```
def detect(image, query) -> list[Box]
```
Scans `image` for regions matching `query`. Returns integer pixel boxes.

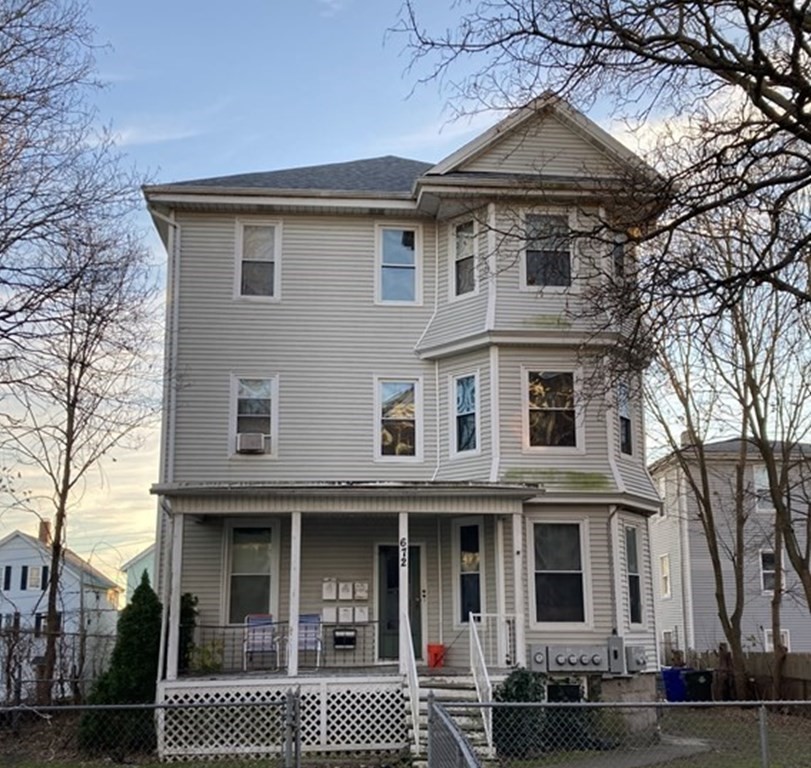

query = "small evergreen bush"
[493,667,546,757]
[79,572,162,757]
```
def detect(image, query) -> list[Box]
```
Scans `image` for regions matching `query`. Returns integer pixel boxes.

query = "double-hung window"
[453,221,476,297]
[625,527,642,625]
[378,226,420,304]
[533,522,586,623]
[452,373,478,455]
[764,629,790,652]
[760,551,776,592]
[27,566,41,590]
[228,526,274,624]
[753,466,773,513]
[454,519,483,623]
[237,221,280,299]
[618,382,632,455]
[234,376,276,455]
[526,371,577,448]
[524,213,571,288]
[377,378,421,460]
[659,554,671,598]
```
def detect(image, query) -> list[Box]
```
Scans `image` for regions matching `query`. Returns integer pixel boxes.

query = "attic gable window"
[377,225,421,304]
[524,213,571,288]
[236,221,280,299]
[453,221,476,297]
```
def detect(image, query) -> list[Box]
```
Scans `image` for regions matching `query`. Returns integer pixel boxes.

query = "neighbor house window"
[660,554,671,598]
[760,551,776,592]
[229,527,273,624]
[27,566,41,590]
[237,222,279,298]
[452,373,478,455]
[618,382,632,455]
[378,226,420,303]
[453,221,476,297]
[764,628,790,652]
[533,522,586,623]
[625,527,642,625]
[613,236,627,282]
[524,213,571,287]
[454,519,483,623]
[377,378,421,460]
[753,466,773,512]
[234,377,275,454]
[526,371,577,448]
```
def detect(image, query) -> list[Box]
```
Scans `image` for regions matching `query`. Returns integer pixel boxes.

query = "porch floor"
[176,664,483,682]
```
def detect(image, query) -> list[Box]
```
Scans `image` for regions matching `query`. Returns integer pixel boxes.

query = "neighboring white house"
[649,439,811,659]
[143,93,663,758]
[0,522,120,702]
[121,543,156,603]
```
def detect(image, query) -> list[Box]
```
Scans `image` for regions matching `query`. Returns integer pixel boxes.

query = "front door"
[377,545,422,660]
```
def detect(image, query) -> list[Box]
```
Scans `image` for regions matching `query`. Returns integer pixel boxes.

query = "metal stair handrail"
[468,616,493,749]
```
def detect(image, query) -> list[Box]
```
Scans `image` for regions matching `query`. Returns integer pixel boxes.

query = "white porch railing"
[469,617,493,749]
[400,610,421,754]
[470,612,517,668]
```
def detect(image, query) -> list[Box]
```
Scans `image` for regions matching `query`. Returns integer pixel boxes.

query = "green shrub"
[493,667,547,758]
[79,572,162,757]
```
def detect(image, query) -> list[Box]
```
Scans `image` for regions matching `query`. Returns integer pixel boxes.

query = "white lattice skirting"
[158,677,408,759]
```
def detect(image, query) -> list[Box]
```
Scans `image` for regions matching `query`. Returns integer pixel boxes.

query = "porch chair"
[298,613,323,669]
[243,613,281,671]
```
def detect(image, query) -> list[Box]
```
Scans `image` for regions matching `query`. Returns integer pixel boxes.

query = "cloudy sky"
[1,0,635,579]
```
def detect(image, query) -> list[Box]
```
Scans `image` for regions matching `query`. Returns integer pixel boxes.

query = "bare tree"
[398,1,811,309]
[0,0,143,366]
[0,221,159,703]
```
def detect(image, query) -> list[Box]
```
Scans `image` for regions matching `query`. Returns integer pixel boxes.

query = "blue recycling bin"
[662,667,688,702]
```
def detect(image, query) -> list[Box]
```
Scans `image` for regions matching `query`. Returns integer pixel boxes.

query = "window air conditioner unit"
[236,433,266,454]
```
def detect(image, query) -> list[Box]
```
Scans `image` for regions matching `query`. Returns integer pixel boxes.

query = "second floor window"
[453,221,476,297]
[235,377,275,455]
[379,227,419,303]
[238,222,278,298]
[527,371,576,448]
[760,551,776,592]
[525,214,571,287]
[753,466,773,512]
[660,554,671,598]
[378,379,419,459]
[618,382,632,455]
[453,374,477,454]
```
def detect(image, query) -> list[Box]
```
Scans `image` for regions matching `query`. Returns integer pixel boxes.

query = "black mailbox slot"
[333,628,356,650]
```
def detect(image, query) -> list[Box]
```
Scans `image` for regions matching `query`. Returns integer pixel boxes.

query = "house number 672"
[399,537,408,567]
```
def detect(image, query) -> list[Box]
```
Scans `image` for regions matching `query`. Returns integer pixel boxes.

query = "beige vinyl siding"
[615,393,658,501]
[461,114,619,177]
[496,347,615,492]
[418,215,489,352]
[172,213,439,484]
[522,504,615,644]
[434,349,492,481]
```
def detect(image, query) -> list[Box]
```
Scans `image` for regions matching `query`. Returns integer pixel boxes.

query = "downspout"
[148,207,181,688]
[678,469,695,649]
[608,505,624,637]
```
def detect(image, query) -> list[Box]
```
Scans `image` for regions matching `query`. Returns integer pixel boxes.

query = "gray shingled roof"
[169,156,434,194]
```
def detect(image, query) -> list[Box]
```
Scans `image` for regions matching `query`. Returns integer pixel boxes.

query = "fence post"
[758,704,769,768]
[426,691,434,768]
[284,688,295,768]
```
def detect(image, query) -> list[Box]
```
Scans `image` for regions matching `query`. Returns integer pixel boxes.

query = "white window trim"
[521,366,585,455]
[759,548,778,594]
[229,373,279,459]
[753,466,774,514]
[233,218,282,302]
[373,375,424,462]
[28,566,41,590]
[221,518,281,627]
[448,219,479,302]
[624,525,645,628]
[763,628,790,652]
[659,553,672,599]
[374,223,423,306]
[451,516,486,628]
[449,371,481,459]
[518,208,579,293]
[527,517,593,632]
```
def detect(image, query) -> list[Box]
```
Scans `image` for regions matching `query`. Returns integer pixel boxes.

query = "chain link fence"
[1,694,300,767]
[429,700,811,768]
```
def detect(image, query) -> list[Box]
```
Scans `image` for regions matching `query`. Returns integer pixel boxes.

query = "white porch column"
[398,511,409,675]
[512,512,526,667]
[166,512,184,681]
[495,516,507,665]
[287,511,302,676]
